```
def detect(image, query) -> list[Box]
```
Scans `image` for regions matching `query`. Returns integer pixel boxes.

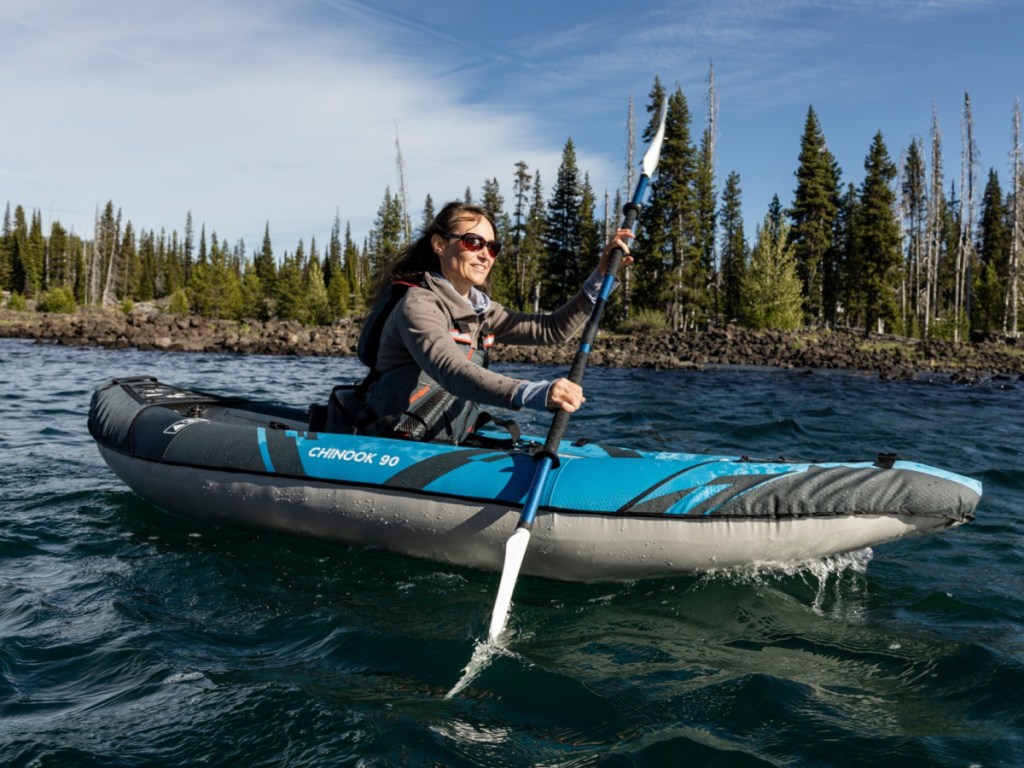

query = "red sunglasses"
[442,230,502,258]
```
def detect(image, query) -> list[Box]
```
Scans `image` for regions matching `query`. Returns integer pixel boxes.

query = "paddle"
[487,97,668,641]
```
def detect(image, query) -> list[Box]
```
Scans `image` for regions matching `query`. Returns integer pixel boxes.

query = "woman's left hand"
[597,228,635,276]
[547,378,585,413]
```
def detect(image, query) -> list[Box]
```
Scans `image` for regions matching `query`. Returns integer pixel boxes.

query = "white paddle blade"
[642,96,668,179]
[488,527,531,641]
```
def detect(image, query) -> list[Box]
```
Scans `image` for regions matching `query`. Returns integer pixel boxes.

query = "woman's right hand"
[547,377,585,413]
[597,228,635,275]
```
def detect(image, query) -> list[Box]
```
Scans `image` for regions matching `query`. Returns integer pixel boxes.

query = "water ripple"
[1,340,1022,767]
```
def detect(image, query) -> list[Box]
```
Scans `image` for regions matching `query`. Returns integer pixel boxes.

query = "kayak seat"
[310,384,364,434]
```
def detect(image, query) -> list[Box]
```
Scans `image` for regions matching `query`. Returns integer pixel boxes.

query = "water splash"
[445,636,523,699]
[446,640,494,699]
[698,549,873,612]
[701,548,873,584]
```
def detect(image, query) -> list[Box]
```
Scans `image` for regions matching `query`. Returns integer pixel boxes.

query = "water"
[1,338,1022,767]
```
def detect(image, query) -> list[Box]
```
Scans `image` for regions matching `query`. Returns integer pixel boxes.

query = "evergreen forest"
[3,75,1022,343]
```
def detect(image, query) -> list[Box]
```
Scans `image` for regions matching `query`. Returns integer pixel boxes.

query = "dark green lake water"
[2,338,1021,767]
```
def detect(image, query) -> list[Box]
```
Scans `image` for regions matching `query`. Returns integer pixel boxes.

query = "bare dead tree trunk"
[603,189,611,241]
[706,59,721,317]
[706,60,718,159]
[955,91,978,343]
[624,96,636,200]
[1008,97,1022,336]
[87,205,102,305]
[916,141,927,335]
[394,121,412,244]
[622,98,636,319]
[100,208,122,308]
[897,146,908,331]
[925,104,944,339]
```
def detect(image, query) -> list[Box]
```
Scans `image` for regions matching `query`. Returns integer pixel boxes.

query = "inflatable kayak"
[88,377,981,581]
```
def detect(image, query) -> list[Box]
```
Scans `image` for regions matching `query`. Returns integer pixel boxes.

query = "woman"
[354,200,632,444]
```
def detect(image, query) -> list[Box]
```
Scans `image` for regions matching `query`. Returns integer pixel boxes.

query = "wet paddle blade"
[642,97,668,179]
[488,527,531,641]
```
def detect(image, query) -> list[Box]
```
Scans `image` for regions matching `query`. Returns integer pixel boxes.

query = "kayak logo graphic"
[163,417,209,434]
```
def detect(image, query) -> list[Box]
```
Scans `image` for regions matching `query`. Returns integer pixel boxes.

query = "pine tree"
[933,181,963,337]
[137,229,157,301]
[741,214,802,330]
[365,187,406,284]
[636,80,699,328]
[8,207,43,299]
[275,243,306,322]
[159,227,184,299]
[220,234,245,320]
[324,214,349,321]
[520,171,547,312]
[197,223,208,268]
[789,107,841,325]
[119,221,139,301]
[767,195,784,239]
[544,138,583,307]
[25,210,46,297]
[343,222,366,312]
[420,194,436,232]
[189,231,244,319]
[579,173,602,275]
[604,188,633,325]
[510,161,532,308]
[854,131,902,335]
[254,223,276,318]
[974,168,1010,332]
[239,258,263,319]
[694,125,717,320]
[0,204,11,292]
[901,138,928,336]
[73,240,87,305]
[303,238,330,325]
[96,202,121,307]
[719,170,747,322]
[833,183,859,328]
[45,220,68,289]
[480,177,512,305]
[632,77,668,315]
[183,212,195,286]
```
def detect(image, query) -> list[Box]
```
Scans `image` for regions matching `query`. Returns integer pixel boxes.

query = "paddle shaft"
[485,98,664,643]
[517,198,644,531]
[545,202,641,450]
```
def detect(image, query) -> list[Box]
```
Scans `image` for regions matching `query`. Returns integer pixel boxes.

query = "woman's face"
[432,216,496,297]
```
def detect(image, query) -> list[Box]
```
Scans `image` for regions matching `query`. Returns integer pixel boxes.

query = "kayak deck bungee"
[88,377,981,581]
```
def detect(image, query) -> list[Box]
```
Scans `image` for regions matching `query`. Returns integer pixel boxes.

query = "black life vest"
[356,279,423,374]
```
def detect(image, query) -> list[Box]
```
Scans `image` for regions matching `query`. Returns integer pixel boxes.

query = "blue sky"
[1,0,1020,256]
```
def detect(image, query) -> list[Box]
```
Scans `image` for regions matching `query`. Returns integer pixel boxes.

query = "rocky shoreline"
[3,306,1024,383]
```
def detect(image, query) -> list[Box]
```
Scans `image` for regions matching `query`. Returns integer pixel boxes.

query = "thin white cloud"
[0,0,578,250]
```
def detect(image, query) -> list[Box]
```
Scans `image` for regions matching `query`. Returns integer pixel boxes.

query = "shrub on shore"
[6,292,28,311]
[37,287,77,314]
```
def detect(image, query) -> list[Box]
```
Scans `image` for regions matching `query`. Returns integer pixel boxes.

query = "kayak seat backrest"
[310,384,363,434]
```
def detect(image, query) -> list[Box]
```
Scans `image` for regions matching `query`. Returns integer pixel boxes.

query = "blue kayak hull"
[89,378,981,581]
